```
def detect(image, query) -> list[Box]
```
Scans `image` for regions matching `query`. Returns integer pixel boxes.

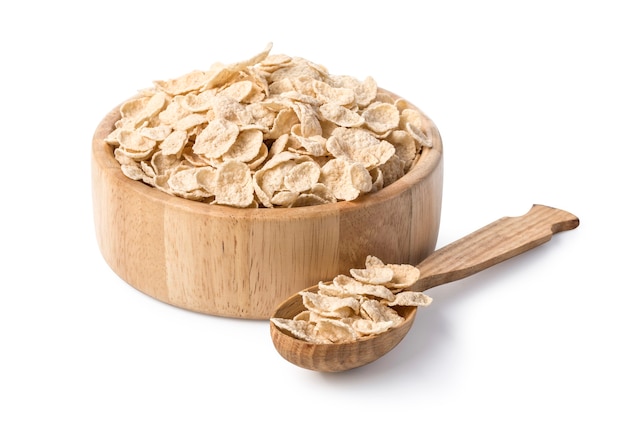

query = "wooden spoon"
[270,204,579,372]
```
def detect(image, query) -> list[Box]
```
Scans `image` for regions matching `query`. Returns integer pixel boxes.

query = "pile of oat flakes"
[271,255,432,344]
[105,44,432,208]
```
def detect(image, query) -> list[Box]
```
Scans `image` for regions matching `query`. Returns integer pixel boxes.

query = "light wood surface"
[270,205,580,372]
[91,98,444,319]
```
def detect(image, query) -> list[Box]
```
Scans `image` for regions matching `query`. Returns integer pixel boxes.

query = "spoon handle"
[413,204,579,291]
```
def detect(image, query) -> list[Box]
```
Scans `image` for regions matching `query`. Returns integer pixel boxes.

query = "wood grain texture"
[413,204,580,291]
[270,205,579,372]
[92,99,443,319]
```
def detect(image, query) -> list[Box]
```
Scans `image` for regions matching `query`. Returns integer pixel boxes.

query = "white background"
[1,1,624,437]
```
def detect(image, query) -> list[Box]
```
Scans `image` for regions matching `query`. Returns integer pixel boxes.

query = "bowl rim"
[92,97,443,221]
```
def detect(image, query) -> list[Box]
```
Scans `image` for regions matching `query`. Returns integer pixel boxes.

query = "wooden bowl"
[91,98,443,319]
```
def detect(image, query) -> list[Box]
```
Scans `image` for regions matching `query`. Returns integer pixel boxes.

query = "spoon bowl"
[270,204,580,372]
[271,287,417,372]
